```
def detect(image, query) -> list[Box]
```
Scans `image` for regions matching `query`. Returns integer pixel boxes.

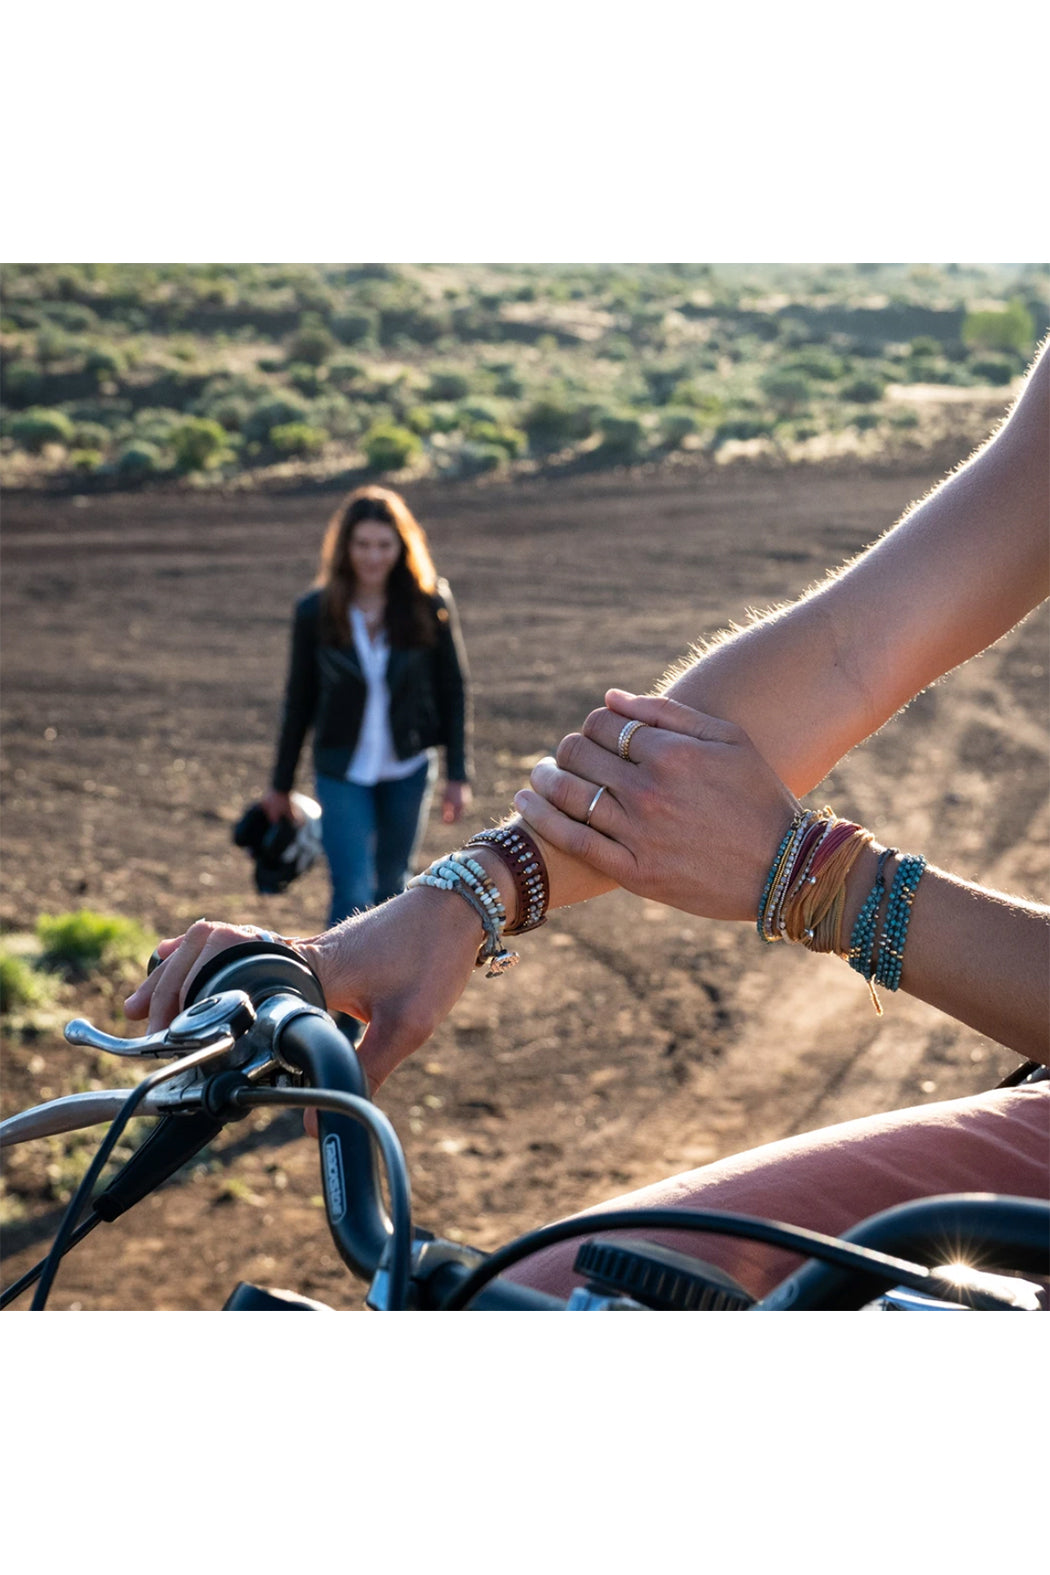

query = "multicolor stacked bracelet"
[408,856,520,977]
[875,853,927,993]
[464,824,550,934]
[759,806,928,1011]
[757,806,872,953]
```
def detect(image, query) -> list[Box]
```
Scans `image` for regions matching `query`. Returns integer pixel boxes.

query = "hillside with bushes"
[1,262,1046,491]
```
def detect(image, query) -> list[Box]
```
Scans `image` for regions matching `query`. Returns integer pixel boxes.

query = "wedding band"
[584,785,607,825]
[256,930,275,943]
[618,719,647,761]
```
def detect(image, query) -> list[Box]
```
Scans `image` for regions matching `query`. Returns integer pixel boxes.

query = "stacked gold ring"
[617,719,647,761]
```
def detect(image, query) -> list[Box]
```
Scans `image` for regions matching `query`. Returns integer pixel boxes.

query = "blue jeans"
[315,759,434,926]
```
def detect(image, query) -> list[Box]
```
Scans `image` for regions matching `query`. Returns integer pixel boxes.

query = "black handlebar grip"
[761,1193,1050,1310]
[276,1010,391,1282]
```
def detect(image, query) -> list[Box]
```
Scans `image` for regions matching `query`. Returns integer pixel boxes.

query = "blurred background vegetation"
[1,262,1047,490]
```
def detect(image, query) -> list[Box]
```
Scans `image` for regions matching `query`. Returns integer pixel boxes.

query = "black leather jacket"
[271,579,472,791]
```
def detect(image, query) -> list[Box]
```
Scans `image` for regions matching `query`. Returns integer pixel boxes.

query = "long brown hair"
[316,486,440,648]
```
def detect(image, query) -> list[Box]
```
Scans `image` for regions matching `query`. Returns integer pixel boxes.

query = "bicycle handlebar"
[3,937,1046,1312]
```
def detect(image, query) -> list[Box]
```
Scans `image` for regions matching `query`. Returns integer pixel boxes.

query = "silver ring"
[256,930,276,943]
[618,719,647,761]
[584,785,607,826]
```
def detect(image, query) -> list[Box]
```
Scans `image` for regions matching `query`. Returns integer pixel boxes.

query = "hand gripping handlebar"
[182,941,392,1283]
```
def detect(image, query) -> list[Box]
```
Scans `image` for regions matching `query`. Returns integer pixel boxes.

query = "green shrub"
[85,345,126,381]
[132,408,182,445]
[362,421,422,471]
[269,421,328,456]
[643,363,690,404]
[456,396,509,426]
[170,416,230,471]
[426,367,472,402]
[116,440,165,479]
[780,348,844,381]
[6,406,75,451]
[286,322,336,366]
[521,394,593,447]
[422,401,461,434]
[889,407,920,428]
[659,407,701,446]
[493,369,526,398]
[70,448,104,473]
[669,381,725,418]
[286,362,327,396]
[962,299,1034,355]
[455,441,505,474]
[852,410,880,431]
[468,420,527,457]
[72,419,111,449]
[332,309,378,346]
[2,361,44,405]
[597,410,646,458]
[840,375,885,404]
[36,326,75,366]
[0,950,51,1012]
[713,416,774,445]
[759,369,813,415]
[309,393,358,439]
[904,354,950,384]
[36,910,155,977]
[405,405,434,434]
[201,394,252,432]
[968,353,1016,386]
[245,393,311,442]
[328,355,368,390]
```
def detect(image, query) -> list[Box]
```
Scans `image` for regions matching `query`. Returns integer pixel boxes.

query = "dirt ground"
[2,440,1047,1310]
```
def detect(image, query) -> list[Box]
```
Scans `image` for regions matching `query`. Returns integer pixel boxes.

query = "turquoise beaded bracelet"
[874,853,926,992]
[846,847,897,1013]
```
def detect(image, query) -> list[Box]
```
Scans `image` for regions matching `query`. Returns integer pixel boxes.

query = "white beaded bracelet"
[408,856,519,977]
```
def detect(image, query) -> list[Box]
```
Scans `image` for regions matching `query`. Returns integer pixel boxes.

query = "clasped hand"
[514,688,801,922]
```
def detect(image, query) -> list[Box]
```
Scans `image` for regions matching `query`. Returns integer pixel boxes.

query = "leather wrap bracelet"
[464,825,551,934]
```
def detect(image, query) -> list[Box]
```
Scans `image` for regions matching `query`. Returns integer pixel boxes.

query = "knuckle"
[581,708,608,738]
[555,732,585,771]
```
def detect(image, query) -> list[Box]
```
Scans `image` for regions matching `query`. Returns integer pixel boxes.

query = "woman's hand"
[261,789,296,823]
[441,779,472,825]
[513,689,801,922]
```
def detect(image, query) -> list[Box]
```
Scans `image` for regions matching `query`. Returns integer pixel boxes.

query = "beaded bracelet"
[756,809,807,942]
[874,853,926,992]
[408,856,520,977]
[464,824,550,934]
[846,846,898,1013]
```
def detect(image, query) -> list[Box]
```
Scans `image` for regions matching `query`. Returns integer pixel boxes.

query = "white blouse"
[345,607,430,785]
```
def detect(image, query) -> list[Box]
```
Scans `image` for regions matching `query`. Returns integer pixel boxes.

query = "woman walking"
[262,485,472,927]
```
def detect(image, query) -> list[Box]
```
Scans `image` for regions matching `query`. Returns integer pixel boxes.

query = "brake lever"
[65,990,257,1059]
